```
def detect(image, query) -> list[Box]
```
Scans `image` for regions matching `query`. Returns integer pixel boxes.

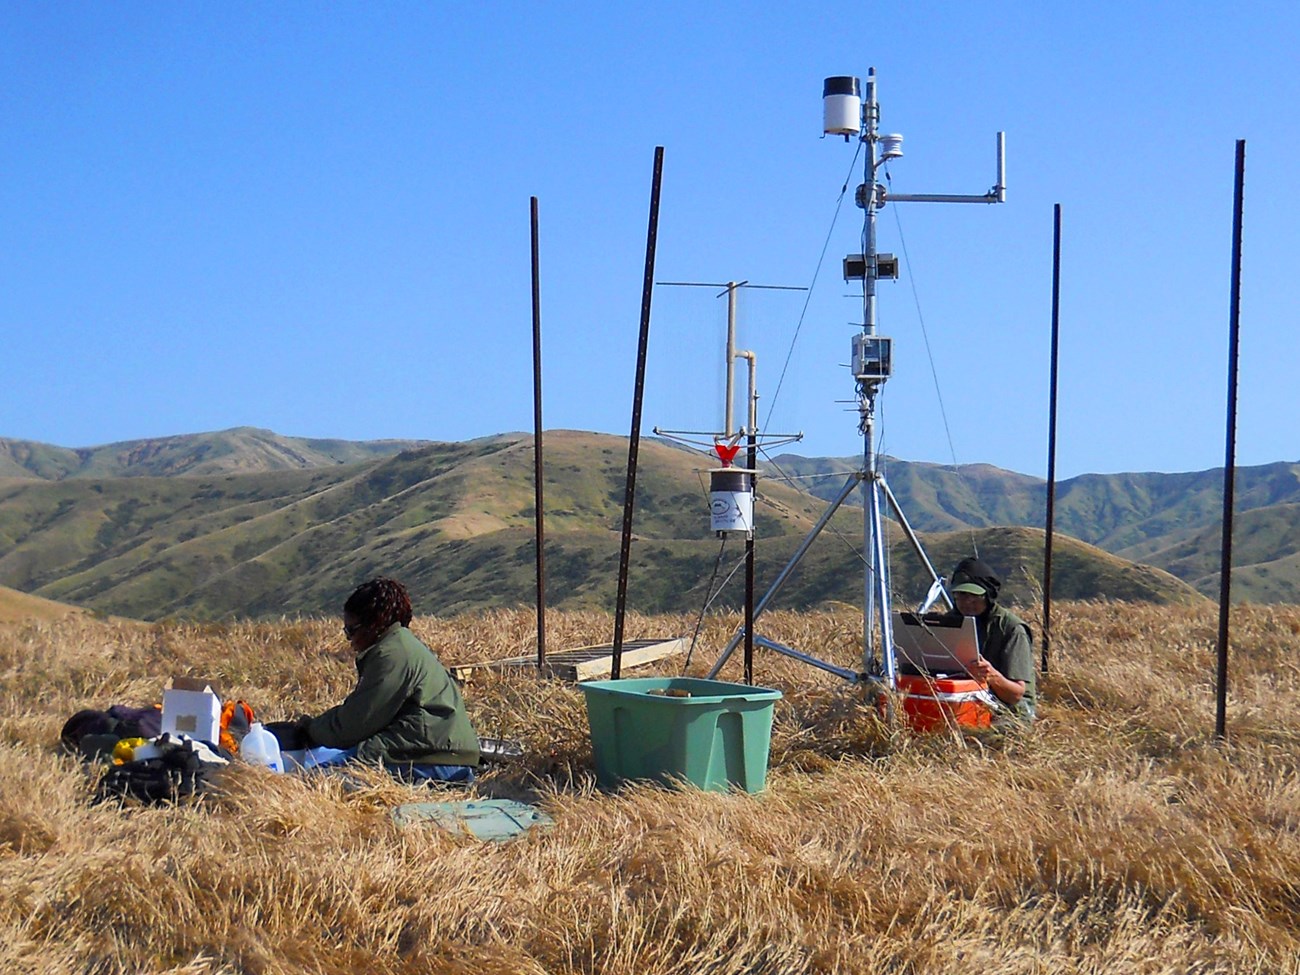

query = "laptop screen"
[891,611,981,675]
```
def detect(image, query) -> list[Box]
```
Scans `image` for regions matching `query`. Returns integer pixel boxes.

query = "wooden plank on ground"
[451,637,685,683]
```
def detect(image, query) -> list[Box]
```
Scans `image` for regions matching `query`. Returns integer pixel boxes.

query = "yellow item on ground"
[112,737,148,764]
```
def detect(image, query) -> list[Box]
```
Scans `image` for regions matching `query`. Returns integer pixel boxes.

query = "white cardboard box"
[160,676,222,744]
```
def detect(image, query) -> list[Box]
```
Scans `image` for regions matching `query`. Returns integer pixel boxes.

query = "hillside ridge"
[0,428,1292,614]
[0,430,1204,620]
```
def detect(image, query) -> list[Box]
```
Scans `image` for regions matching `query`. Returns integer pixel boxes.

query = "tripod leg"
[867,475,896,683]
[706,471,864,679]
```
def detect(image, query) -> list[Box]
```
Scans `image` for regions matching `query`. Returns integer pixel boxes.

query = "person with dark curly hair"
[297,577,479,782]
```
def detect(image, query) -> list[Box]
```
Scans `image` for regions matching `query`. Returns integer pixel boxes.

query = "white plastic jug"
[240,722,283,772]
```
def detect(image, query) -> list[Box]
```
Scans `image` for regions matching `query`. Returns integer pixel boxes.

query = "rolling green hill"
[0,430,1200,620]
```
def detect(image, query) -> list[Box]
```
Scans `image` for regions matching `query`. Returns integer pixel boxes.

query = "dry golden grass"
[0,584,88,624]
[1,601,1299,973]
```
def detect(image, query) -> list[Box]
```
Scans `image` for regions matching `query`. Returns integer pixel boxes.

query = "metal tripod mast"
[848,68,1006,675]
[858,69,890,677]
[707,69,1005,685]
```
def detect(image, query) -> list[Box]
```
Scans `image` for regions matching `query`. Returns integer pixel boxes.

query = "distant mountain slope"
[0,430,1200,620]
[0,433,837,619]
[0,427,436,479]
[766,455,1048,531]
[1117,502,1300,604]
[889,526,1204,608]
[769,453,1300,600]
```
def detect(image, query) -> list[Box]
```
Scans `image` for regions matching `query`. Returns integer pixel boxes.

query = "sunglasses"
[343,621,362,638]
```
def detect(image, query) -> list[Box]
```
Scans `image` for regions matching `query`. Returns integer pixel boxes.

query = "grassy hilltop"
[0,583,88,623]
[1,602,1299,972]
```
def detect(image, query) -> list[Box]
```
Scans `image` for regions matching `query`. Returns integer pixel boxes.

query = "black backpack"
[94,746,217,806]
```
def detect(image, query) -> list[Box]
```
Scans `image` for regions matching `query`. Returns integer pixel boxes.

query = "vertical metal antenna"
[852,69,1006,681]
[861,69,886,677]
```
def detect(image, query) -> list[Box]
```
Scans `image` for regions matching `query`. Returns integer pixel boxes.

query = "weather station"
[703,69,1008,708]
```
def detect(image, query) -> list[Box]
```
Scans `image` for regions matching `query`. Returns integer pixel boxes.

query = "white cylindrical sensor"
[822,76,861,136]
[709,469,754,534]
[879,133,904,159]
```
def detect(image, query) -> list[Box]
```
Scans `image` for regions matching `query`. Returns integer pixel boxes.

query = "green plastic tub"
[579,677,782,793]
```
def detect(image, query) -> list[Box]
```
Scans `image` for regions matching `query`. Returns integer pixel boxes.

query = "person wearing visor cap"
[947,557,1036,723]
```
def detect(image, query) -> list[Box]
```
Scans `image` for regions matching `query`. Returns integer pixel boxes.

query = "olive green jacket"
[307,623,479,766]
[977,603,1037,721]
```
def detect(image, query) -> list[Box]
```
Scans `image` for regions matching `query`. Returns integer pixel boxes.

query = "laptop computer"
[891,611,981,675]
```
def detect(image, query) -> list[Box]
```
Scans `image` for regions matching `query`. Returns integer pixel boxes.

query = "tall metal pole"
[725,282,738,438]
[861,71,878,667]
[858,69,894,681]
[742,351,758,685]
[1215,140,1245,742]
[1043,203,1062,675]
[530,197,547,667]
[703,70,1004,685]
[612,146,665,679]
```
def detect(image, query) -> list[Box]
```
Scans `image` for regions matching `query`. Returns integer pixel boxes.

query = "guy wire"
[682,536,747,671]
[763,140,863,432]
[885,164,981,558]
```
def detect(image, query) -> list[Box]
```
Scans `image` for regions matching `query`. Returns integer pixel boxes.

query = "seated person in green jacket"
[947,557,1037,724]
[297,577,480,782]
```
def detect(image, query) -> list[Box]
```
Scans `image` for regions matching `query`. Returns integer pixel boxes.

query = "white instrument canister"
[822,76,861,136]
[709,469,754,535]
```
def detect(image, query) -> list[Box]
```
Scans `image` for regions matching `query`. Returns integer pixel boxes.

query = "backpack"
[61,704,165,759]
[93,738,224,806]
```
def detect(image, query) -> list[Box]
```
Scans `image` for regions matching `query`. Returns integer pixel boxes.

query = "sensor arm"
[882,132,1006,204]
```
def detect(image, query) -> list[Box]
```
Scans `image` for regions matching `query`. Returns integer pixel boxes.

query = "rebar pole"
[744,351,758,685]
[612,146,665,680]
[1043,203,1061,675]
[1215,140,1245,742]
[744,432,756,686]
[530,197,547,668]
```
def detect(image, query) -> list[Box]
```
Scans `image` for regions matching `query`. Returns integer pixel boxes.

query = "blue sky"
[3,2,1295,478]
